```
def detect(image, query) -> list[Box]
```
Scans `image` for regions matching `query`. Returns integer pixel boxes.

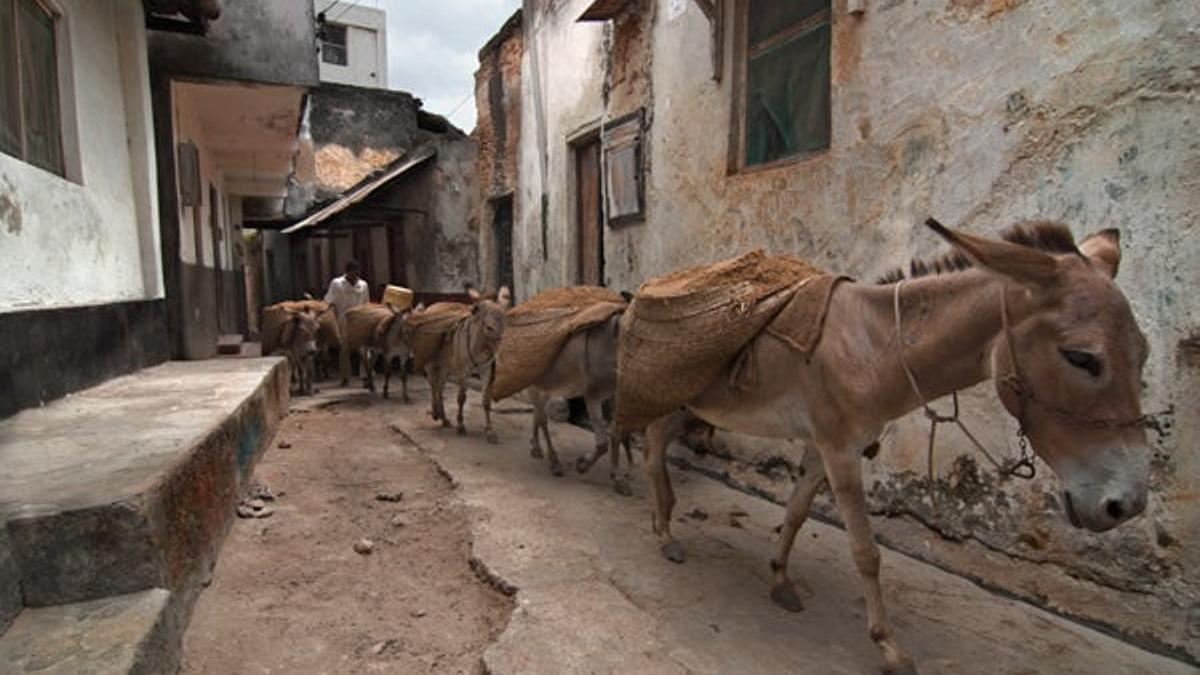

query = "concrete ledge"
[0,358,288,607]
[0,589,178,675]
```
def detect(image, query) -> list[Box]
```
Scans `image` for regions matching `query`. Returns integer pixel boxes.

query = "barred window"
[321,23,348,66]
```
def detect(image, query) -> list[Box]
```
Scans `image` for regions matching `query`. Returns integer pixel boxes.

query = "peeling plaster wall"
[0,0,161,312]
[509,0,1200,655]
[473,10,524,291]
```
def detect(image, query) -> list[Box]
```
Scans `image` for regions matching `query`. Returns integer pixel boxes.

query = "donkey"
[262,306,326,395]
[426,286,511,440]
[523,314,635,495]
[630,221,1150,674]
[345,303,418,402]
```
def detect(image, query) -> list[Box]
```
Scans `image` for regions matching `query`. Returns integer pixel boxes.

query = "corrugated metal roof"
[577,0,633,22]
[281,147,436,234]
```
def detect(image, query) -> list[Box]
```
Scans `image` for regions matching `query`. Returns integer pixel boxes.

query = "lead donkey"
[412,286,511,439]
[261,304,328,395]
[619,220,1151,674]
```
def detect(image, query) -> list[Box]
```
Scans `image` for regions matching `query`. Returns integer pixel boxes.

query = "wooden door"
[575,139,603,286]
[209,185,227,333]
[387,222,408,288]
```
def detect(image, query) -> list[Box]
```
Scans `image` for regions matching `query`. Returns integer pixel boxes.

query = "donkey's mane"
[876,220,1080,284]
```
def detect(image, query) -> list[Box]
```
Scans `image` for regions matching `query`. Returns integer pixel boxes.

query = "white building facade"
[315,1,388,89]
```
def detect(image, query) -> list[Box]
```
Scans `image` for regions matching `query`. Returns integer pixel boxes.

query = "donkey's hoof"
[441,419,452,429]
[613,478,633,497]
[661,541,687,564]
[486,431,499,444]
[456,426,467,436]
[574,456,593,474]
[402,396,411,404]
[770,584,806,613]
[883,663,919,675]
[550,462,565,477]
[530,445,544,459]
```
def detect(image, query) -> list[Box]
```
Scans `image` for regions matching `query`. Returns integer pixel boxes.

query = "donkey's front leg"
[382,353,392,399]
[455,375,468,435]
[482,365,498,444]
[400,356,411,403]
[645,410,690,563]
[769,447,826,612]
[820,446,915,675]
[362,348,375,392]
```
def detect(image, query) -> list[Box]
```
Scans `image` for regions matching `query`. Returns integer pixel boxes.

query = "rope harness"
[893,281,1156,491]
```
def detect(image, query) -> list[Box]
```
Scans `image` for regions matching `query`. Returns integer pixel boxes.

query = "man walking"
[324,260,369,385]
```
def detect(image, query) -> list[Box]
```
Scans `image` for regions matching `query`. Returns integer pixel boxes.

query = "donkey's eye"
[1060,349,1102,376]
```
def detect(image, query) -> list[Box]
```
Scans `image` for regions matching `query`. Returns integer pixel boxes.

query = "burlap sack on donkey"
[407,302,473,369]
[343,303,400,352]
[491,287,627,401]
[616,250,838,432]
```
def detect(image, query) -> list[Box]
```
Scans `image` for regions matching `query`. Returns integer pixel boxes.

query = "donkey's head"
[467,284,511,347]
[281,308,322,358]
[929,220,1150,532]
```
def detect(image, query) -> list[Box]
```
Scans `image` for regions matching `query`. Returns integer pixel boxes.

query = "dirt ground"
[180,395,513,674]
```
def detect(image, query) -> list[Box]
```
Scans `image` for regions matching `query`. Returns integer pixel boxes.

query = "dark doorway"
[387,222,408,288]
[574,137,604,286]
[353,228,376,299]
[209,184,227,333]
[492,196,514,295]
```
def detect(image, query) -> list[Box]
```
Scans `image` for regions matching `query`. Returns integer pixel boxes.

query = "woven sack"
[615,250,826,431]
[491,286,626,401]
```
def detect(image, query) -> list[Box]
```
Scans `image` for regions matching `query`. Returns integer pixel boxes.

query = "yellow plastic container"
[382,285,414,310]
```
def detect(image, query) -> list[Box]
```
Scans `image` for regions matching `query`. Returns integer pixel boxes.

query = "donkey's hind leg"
[645,410,690,563]
[528,389,546,459]
[769,445,826,612]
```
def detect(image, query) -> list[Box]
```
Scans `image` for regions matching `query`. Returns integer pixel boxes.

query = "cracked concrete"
[385,382,1193,674]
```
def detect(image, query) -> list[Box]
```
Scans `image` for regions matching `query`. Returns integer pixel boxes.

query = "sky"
[328,0,522,132]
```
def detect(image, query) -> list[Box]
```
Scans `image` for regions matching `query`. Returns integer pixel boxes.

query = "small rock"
[410,609,426,618]
[729,507,749,518]
[370,639,397,655]
[354,538,375,555]
[390,515,406,528]
[728,515,743,529]
[248,482,275,501]
[247,499,266,510]
[375,491,404,503]
[686,507,708,521]
[277,440,292,449]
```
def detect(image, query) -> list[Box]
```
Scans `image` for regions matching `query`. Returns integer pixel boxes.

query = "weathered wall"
[507,0,1200,658]
[308,84,420,201]
[0,0,162,312]
[473,10,524,291]
[147,0,318,87]
[0,0,167,417]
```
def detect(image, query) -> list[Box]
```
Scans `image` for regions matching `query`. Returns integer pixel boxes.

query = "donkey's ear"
[1078,228,1120,278]
[497,286,512,308]
[465,283,481,303]
[925,218,1058,285]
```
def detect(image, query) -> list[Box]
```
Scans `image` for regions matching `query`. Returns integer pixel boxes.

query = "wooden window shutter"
[0,0,20,157]
[601,109,644,224]
[17,0,63,175]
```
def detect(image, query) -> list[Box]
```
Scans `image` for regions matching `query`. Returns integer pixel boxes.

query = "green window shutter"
[0,0,21,157]
[17,0,62,176]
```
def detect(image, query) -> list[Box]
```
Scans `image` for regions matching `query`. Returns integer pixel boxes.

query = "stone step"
[0,589,179,674]
[216,334,244,355]
[0,358,288,608]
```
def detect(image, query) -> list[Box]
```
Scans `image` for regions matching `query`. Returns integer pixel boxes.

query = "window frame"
[1,0,66,177]
[321,22,349,67]
[728,0,832,175]
[600,107,646,227]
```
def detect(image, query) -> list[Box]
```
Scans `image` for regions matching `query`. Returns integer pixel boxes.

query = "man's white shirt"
[324,275,369,321]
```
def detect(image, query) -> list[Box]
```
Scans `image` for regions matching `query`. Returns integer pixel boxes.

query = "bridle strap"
[892,281,1036,485]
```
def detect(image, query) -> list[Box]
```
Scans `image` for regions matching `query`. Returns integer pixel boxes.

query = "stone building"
[473,0,1200,658]
[259,83,480,304]
[148,0,319,359]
